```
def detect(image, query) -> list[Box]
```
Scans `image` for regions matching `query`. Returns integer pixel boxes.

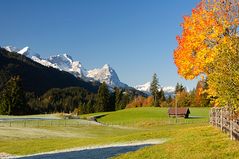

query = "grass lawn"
[83,107,210,127]
[0,125,139,155]
[0,107,238,158]
[114,124,239,159]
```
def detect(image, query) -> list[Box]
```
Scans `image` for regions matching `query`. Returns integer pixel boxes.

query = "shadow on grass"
[188,116,206,119]
[17,144,152,159]
[86,114,108,122]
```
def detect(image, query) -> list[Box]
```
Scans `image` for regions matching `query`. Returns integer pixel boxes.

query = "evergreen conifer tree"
[86,99,94,113]
[0,76,26,115]
[150,73,160,107]
[121,93,129,109]
[109,89,116,111]
[115,88,123,110]
[158,88,166,102]
[95,82,110,112]
[175,83,185,93]
[167,95,173,103]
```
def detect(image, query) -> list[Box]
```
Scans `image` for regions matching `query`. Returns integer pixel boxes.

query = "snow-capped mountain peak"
[103,64,110,69]
[87,64,128,88]
[17,46,30,56]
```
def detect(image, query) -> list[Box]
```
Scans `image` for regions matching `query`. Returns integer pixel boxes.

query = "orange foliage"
[126,96,153,108]
[195,81,204,106]
[174,0,239,80]
[143,96,154,106]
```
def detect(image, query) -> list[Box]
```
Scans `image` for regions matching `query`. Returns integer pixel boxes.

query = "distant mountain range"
[3,46,174,96]
[4,46,128,89]
[134,82,175,97]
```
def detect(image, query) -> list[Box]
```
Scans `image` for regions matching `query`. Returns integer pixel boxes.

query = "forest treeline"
[0,76,136,115]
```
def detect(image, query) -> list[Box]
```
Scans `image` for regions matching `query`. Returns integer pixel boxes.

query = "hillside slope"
[0,48,99,95]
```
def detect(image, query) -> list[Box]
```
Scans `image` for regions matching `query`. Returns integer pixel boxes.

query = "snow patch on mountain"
[134,82,151,94]
[48,54,73,71]
[4,46,17,52]
[163,86,175,94]
[31,55,59,69]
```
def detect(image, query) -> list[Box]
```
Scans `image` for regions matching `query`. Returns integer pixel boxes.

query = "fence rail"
[0,119,96,128]
[0,117,209,128]
[210,107,239,140]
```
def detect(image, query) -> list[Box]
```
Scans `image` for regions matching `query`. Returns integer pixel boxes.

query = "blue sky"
[0,0,201,89]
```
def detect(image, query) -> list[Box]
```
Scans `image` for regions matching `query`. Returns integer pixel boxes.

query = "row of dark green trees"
[0,76,132,115]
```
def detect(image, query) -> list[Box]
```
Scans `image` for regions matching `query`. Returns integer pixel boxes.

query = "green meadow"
[0,107,238,158]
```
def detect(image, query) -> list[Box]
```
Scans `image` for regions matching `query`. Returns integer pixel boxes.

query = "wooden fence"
[210,107,239,140]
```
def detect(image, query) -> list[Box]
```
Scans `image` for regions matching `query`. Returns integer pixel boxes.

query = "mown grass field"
[82,107,210,126]
[0,107,239,158]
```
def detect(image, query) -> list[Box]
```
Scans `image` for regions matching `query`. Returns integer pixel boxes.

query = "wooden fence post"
[212,108,215,126]
[215,109,218,127]
[230,119,233,140]
[210,108,214,126]
[230,110,233,140]
[209,108,211,124]
[229,111,233,140]
[221,108,223,131]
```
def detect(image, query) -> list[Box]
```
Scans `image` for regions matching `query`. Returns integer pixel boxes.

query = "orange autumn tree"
[174,0,239,109]
[126,96,154,108]
[195,80,204,106]
[174,0,239,80]
[203,0,239,36]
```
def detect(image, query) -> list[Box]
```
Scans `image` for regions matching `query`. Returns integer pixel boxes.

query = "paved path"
[9,139,167,159]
